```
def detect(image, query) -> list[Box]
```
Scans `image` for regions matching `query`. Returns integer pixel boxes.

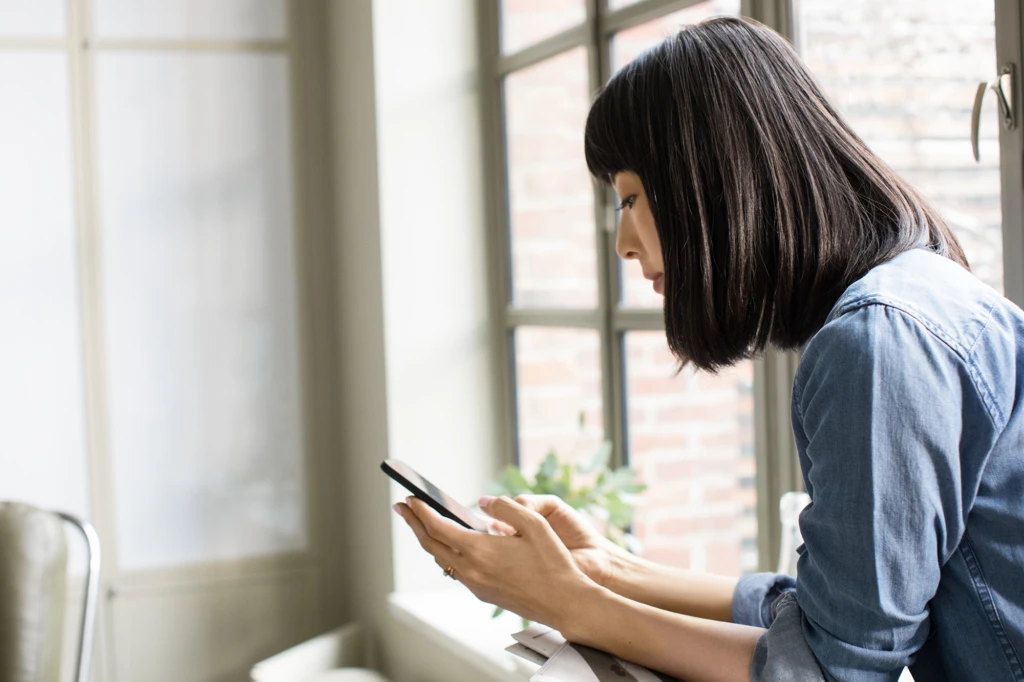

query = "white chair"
[0,502,101,682]
[777,491,811,576]
[249,623,391,682]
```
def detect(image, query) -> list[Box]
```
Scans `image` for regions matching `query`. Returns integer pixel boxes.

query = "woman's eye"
[615,195,636,212]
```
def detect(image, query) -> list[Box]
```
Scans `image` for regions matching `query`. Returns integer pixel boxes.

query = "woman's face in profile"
[613,171,664,296]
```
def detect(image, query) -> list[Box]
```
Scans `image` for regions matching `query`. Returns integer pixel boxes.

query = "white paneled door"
[95,50,306,572]
[0,2,323,681]
[0,50,90,527]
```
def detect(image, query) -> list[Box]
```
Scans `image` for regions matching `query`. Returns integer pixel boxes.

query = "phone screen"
[381,459,490,532]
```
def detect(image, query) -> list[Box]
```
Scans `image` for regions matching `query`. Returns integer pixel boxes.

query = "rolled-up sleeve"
[743,304,975,681]
[732,572,795,627]
[732,575,826,679]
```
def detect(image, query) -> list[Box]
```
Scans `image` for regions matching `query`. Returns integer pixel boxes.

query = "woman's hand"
[488,494,629,590]
[488,495,739,624]
[394,495,597,629]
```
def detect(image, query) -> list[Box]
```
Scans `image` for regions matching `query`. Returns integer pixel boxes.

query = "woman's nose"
[616,218,641,261]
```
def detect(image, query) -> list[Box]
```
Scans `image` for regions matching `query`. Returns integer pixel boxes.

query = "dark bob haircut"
[585,17,967,372]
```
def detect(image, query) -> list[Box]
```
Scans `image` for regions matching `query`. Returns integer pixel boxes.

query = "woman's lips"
[651,273,664,294]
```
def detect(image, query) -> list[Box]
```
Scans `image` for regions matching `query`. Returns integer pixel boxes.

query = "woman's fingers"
[394,502,462,568]
[403,497,492,552]
[508,494,571,519]
[487,518,518,536]
[479,496,545,537]
[397,495,588,628]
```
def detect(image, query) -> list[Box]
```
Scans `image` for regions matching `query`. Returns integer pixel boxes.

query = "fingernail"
[479,495,494,509]
[393,503,402,514]
[405,496,414,505]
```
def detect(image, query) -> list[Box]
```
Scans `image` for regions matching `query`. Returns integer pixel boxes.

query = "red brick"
[701,485,746,505]
[629,434,688,455]
[653,458,736,481]
[654,514,735,536]
[706,543,742,575]
[699,430,742,450]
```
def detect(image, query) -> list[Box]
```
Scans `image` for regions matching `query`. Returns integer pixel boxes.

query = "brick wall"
[801,0,1003,290]
[502,0,1001,577]
[626,334,757,573]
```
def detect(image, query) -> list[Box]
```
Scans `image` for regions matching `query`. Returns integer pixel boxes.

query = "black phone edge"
[380,460,478,531]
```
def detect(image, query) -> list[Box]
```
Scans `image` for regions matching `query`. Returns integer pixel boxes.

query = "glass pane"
[95,0,286,41]
[611,1,742,72]
[800,0,1003,291]
[0,52,90,520]
[611,1,740,308]
[514,328,604,477]
[505,48,597,308]
[625,332,756,575]
[95,53,306,570]
[611,0,739,16]
[501,0,585,54]
[0,0,65,37]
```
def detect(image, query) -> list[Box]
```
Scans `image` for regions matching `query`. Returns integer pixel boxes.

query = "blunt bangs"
[584,54,652,185]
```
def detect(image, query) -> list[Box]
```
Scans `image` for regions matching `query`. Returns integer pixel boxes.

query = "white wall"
[326,0,504,679]
[372,0,500,595]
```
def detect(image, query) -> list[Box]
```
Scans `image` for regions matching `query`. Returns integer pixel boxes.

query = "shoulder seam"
[825,297,1004,427]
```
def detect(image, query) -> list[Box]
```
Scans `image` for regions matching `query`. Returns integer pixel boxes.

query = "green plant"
[486,441,646,623]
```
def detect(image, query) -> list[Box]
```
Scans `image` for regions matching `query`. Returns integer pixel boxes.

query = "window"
[0,2,320,676]
[492,0,756,576]
[799,0,1004,292]
[0,39,90,521]
[505,47,596,308]
[500,0,587,55]
[96,48,306,569]
[625,332,756,572]
[488,0,1024,577]
[0,0,308,568]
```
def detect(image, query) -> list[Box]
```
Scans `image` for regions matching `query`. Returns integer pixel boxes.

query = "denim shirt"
[731,249,1024,681]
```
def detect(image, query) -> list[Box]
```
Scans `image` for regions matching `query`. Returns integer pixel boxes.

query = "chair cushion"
[0,502,68,682]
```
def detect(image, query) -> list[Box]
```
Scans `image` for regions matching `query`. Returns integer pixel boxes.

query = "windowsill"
[388,588,540,682]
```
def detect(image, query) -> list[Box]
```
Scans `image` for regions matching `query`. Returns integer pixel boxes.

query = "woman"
[395,16,1024,681]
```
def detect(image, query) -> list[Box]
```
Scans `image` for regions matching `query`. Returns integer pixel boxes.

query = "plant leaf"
[559,463,573,488]
[621,481,647,494]
[538,452,558,482]
[565,492,587,509]
[496,467,531,495]
[485,443,647,561]
[600,493,628,524]
[580,441,613,474]
[606,524,627,548]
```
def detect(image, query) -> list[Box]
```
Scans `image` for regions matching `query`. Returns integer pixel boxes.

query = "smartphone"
[381,459,490,533]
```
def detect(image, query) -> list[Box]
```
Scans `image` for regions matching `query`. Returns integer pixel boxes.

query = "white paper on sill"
[532,642,679,682]
[511,624,568,658]
[506,642,549,666]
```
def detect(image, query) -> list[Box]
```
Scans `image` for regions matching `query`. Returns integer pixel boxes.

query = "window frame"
[480,0,802,573]
[995,0,1024,307]
[0,0,336,675]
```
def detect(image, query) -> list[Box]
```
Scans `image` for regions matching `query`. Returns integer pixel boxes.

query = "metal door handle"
[972,64,1016,162]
